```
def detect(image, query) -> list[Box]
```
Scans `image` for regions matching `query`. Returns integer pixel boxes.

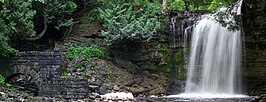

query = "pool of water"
[167,93,249,98]
[137,94,258,102]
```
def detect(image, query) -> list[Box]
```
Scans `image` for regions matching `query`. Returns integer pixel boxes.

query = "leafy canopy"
[167,0,238,11]
[0,0,77,57]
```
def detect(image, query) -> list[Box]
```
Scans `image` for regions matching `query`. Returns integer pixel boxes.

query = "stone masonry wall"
[9,50,88,99]
[39,78,88,99]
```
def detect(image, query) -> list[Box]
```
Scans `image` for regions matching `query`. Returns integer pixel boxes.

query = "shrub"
[0,74,11,87]
[67,44,106,60]
[60,71,69,78]
[98,0,161,45]
[0,35,15,57]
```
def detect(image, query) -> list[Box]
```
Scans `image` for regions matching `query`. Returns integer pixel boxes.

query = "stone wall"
[5,50,88,99]
[242,0,266,96]
[39,78,88,99]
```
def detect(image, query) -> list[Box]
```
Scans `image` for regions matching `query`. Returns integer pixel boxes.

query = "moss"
[60,71,69,78]
[136,42,187,79]
[80,72,91,77]
[137,43,171,77]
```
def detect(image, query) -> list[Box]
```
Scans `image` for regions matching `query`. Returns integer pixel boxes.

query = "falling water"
[167,0,248,98]
[185,0,244,95]
[185,17,242,94]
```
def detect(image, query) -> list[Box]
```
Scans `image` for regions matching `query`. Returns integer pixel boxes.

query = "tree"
[163,0,167,10]
[0,0,77,56]
[167,0,238,11]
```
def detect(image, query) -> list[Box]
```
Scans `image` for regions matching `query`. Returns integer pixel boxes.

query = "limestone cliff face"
[242,0,266,96]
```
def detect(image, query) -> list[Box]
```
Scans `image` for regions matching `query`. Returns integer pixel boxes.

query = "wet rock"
[77,68,85,72]
[89,93,96,99]
[19,98,26,102]
[8,93,18,98]
[76,99,85,102]
[0,92,6,101]
[95,66,108,75]
[85,63,92,69]
[148,87,166,95]
[88,77,96,84]
[89,85,99,91]
[165,80,184,95]
[0,92,6,96]
[99,85,108,95]
[123,79,135,86]
[114,58,139,71]
[125,87,146,94]
[107,84,114,90]
[68,55,85,68]
[90,92,100,100]
[113,85,120,91]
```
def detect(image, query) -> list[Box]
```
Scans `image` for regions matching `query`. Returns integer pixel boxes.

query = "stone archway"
[5,65,43,96]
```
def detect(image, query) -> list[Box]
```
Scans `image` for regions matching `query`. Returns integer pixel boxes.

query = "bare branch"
[25,15,47,41]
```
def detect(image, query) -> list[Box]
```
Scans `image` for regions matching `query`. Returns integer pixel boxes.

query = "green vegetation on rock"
[98,0,161,45]
[60,71,69,78]
[0,74,11,87]
[67,44,106,60]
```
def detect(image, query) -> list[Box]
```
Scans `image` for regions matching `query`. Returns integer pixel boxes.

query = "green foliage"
[60,71,69,78]
[0,74,5,85]
[213,12,242,31]
[0,74,11,87]
[80,72,90,77]
[74,63,82,69]
[140,44,170,76]
[104,64,112,74]
[67,44,106,60]
[167,0,238,11]
[208,0,224,10]
[0,0,36,56]
[3,0,36,37]
[42,0,77,29]
[98,0,161,45]
[0,0,77,57]
[153,43,186,78]
[157,44,170,62]
[0,35,15,57]
[212,0,243,32]
[169,0,185,11]
[1,0,32,38]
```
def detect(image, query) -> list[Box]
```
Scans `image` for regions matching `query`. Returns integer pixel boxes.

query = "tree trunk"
[25,15,47,41]
[162,0,167,10]
[184,1,189,11]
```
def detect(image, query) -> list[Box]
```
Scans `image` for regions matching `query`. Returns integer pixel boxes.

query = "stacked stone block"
[9,50,88,99]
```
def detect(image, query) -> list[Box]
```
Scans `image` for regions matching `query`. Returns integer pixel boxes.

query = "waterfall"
[184,0,244,95]
[164,0,252,99]
[185,17,242,94]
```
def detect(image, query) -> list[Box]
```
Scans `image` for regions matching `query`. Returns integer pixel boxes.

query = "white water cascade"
[185,17,242,94]
[167,0,248,98]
